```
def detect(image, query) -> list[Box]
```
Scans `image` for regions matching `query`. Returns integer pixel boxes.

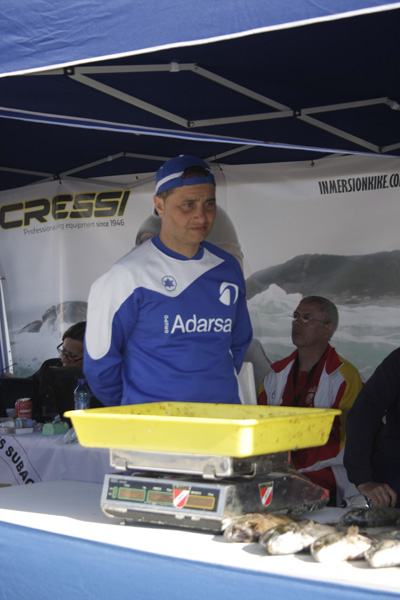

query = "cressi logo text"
[0,190,130,230]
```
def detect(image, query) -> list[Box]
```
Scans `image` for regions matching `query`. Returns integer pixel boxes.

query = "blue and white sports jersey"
[84,235,253,405]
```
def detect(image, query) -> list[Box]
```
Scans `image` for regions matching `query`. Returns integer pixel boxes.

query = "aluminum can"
[15,398,33,419]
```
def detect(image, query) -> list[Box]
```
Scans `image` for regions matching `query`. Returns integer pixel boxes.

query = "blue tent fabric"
[0,1,399,191]
[1,0,400,76]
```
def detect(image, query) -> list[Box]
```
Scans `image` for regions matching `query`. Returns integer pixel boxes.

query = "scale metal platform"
[65,402,339,533]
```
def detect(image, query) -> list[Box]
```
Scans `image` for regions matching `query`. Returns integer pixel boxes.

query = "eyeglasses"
[57,343,83,362]
[290,313,329,325]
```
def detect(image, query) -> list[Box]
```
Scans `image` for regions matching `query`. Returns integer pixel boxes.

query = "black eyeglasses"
[57,343,83,362]
[290,313,329,325]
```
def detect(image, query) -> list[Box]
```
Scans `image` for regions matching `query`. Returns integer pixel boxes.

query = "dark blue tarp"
[0,1,399,191]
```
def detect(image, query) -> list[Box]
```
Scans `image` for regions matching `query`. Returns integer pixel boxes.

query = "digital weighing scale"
[65,402,340,533]
[100,448,329,532]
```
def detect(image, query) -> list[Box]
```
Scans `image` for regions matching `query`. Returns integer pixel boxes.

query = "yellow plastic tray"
[65,403,340,458]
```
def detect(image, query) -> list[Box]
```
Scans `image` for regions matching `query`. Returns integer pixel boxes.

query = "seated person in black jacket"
[31,321,86,419]
[344,347,400,508]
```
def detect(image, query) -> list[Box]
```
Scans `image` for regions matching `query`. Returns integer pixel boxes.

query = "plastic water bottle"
[73,378,91,410]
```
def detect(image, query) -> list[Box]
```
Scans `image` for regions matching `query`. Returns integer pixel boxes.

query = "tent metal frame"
[43,61,399,155]
[1,57,397,188]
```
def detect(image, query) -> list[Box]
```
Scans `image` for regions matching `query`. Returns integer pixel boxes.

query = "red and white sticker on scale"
[173,485,191,508]
[259,482,274,507]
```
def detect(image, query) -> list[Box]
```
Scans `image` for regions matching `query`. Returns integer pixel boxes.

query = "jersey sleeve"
[83,264,138,405]
[335,360,363,452]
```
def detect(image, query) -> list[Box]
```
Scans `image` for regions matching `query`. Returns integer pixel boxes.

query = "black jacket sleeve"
[344,348,400,486]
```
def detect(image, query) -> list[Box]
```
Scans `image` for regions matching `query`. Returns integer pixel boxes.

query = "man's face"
[291,301,333,349]
[154,183,216,257]
[60,337,84,368]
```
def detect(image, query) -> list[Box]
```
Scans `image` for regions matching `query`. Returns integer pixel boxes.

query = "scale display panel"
[103,475,226,517]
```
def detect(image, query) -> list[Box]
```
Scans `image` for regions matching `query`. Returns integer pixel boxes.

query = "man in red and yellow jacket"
[258,295,362,506]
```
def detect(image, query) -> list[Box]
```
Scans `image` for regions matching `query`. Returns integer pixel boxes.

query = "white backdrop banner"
[0,174,155,376]
[0,154,399,381]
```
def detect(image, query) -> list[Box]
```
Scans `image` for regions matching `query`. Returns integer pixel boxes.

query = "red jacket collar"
[271,344,342,375]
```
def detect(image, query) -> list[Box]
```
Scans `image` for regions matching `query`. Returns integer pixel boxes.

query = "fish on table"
[259,520,337,555]
[223,508,400,570]
[310,525,373,563]
[223,513,295,543]
[338,507,400,529]
[365,538,400,568]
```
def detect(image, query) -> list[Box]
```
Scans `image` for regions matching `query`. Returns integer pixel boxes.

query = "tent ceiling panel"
[0,5,399,192]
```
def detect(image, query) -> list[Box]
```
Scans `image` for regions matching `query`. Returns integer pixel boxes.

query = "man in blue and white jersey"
[84,155,253,406]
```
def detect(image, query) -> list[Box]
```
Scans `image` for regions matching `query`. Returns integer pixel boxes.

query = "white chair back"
[237,362,257,405]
